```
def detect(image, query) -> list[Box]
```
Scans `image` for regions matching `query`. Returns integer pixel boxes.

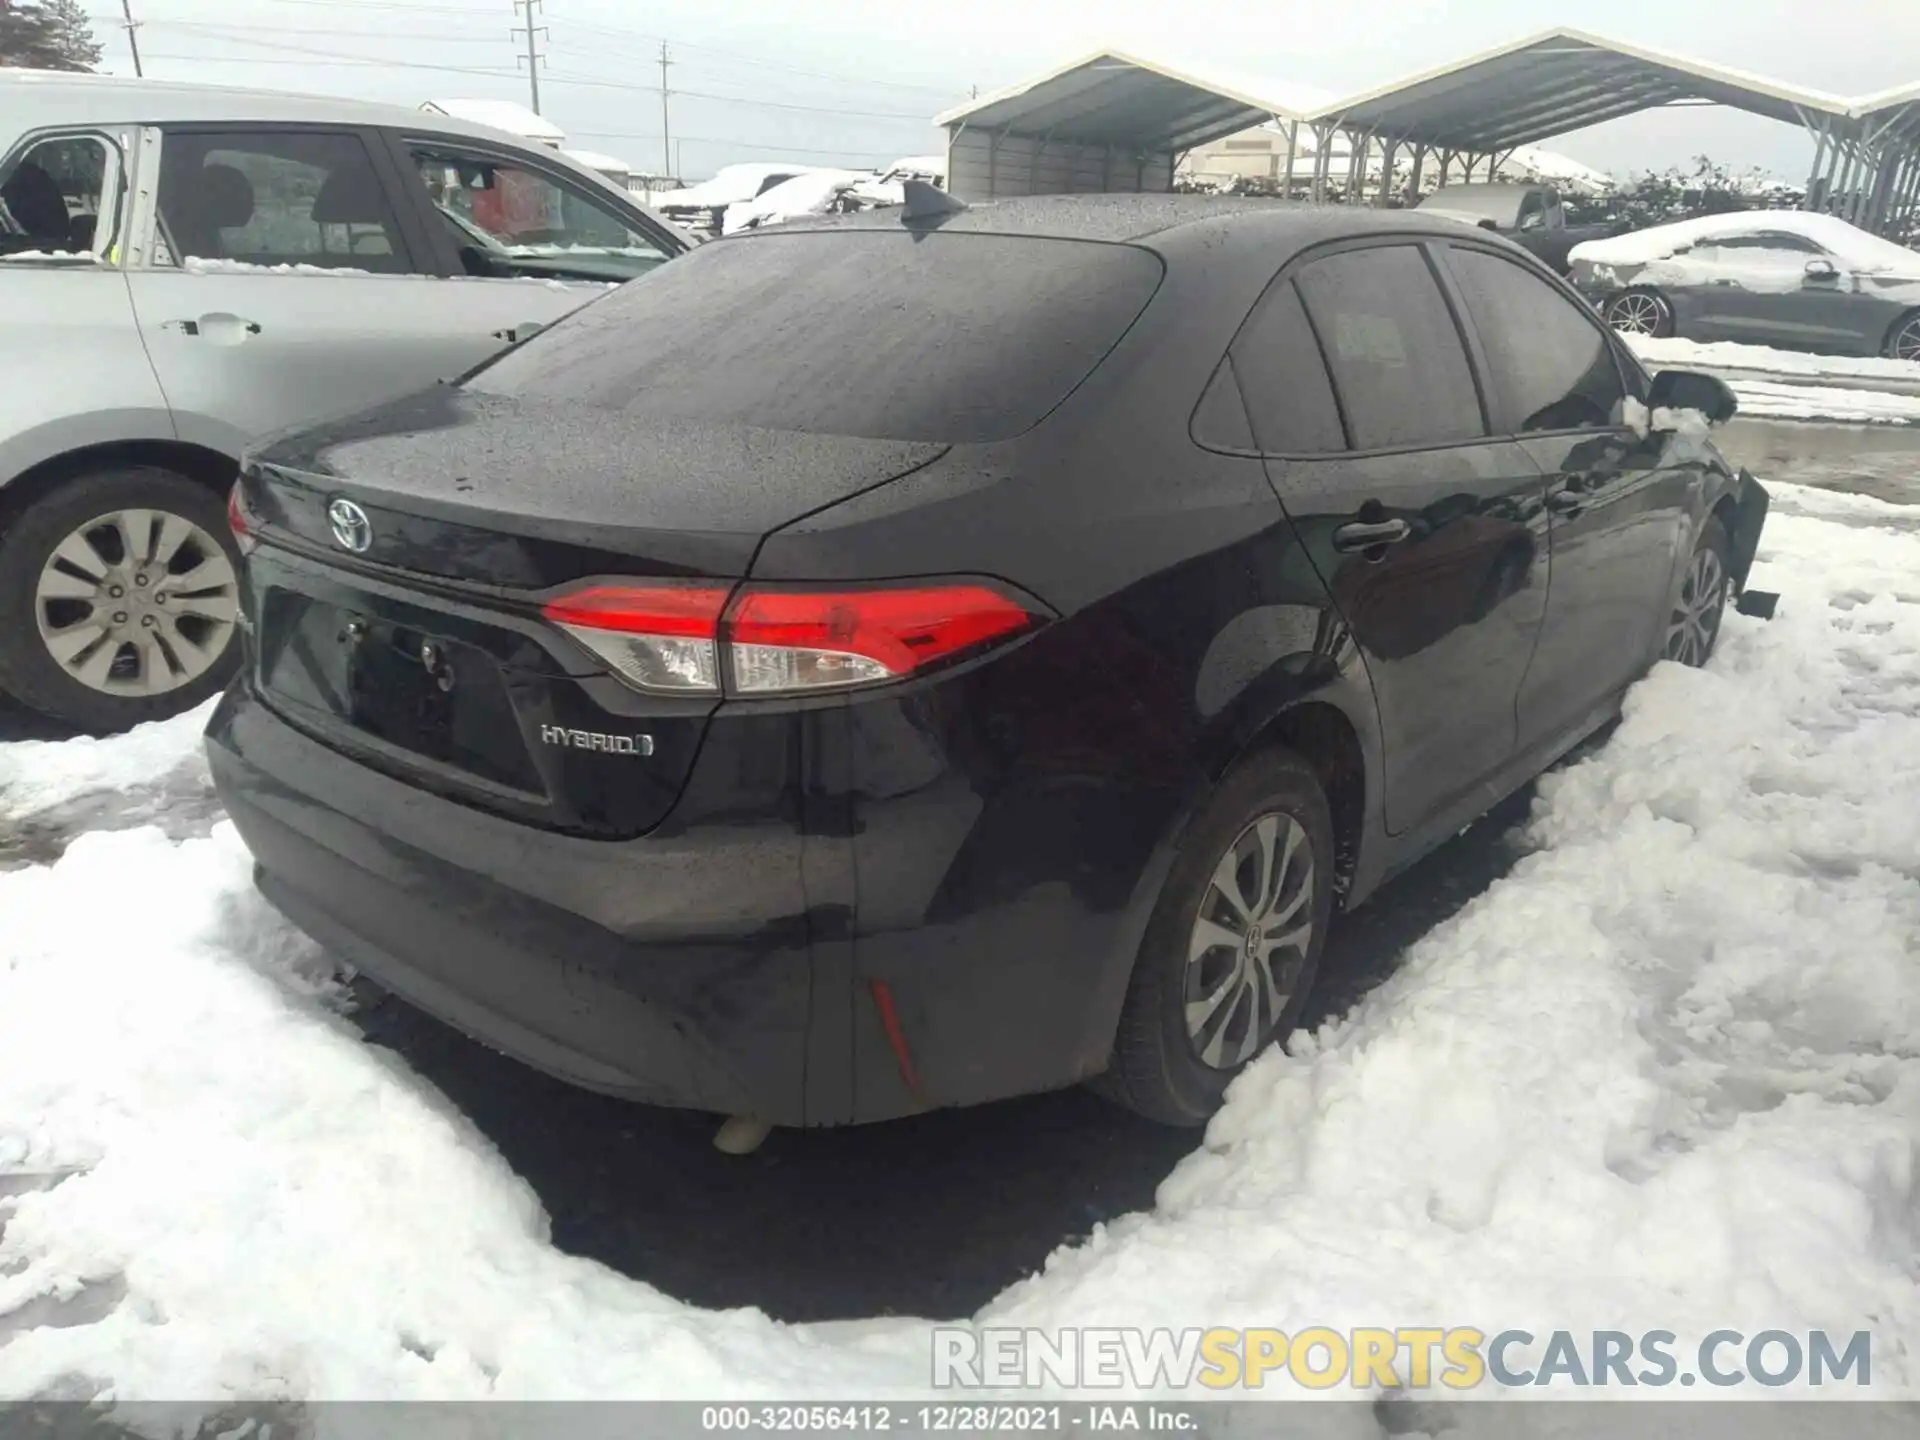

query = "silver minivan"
[0,72,688,731]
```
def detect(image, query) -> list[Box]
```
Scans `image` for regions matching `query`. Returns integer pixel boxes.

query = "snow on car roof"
[1571,211,1920,274]
[421,97,564,143]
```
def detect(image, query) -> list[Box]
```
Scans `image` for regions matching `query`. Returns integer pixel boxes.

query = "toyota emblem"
[327,497,373,553]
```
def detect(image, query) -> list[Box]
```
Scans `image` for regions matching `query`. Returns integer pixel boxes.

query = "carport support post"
[1343,128,1366,203]
[1281,118,1299,200]
[1376,137,1400,205]
[1404,143,1426,204]
[1801,114,1830,214]
[1310,122,1335,203]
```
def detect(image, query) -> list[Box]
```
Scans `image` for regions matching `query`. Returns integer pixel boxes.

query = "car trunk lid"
[239,390,946,837]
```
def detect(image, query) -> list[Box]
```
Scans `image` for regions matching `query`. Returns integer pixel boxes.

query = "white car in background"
[0,72,688,732]
[1570,210,1920,361]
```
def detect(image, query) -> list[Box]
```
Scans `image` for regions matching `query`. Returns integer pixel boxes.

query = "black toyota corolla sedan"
[207,195,1770,1128]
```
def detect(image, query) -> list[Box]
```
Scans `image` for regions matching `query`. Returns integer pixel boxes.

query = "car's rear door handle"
[163,314,261,340]
[1332,518,1412,552]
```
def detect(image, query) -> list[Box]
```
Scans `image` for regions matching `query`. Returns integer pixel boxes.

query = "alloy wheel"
[33,508,240,697]
[1606,292,1666,336]
[1184,811,1316,1070]
[1664,546,1726,667]
[1890,315,1920,363]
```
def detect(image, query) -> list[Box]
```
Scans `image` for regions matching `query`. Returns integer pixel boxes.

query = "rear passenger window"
[1292,245,1484,450]
[1227,280,1345,453]
[156,130,413,274]
[1445,246,1627,433]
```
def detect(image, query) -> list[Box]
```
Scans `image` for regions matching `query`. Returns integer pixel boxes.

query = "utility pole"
[658,41,673,178]
[512,0,545,115]
[119,0,144,76]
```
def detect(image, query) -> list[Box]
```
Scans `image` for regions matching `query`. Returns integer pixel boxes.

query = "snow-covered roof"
[420,98,564,145]
[652,163,826,211]
[1569,211,1920,274]
[934,47,1326,149]
[561,148,631,176]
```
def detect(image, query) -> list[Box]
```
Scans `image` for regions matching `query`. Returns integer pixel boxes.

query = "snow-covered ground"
[2,483,1917,1409]
[1627,336,1920,388]
[1624,336,1920,425]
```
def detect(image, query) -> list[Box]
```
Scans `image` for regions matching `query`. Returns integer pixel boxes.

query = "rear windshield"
[466,230,1164,442]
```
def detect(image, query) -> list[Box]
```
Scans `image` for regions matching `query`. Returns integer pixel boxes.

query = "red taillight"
[540,580,1042,697]
[227,481,257,555]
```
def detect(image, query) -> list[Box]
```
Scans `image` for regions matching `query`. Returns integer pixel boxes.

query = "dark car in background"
[1571,210,1920,358]
[207,197,1768,1130]
[1415,181,1624,275]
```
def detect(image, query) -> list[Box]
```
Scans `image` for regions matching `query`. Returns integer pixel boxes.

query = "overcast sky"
[88,0,1920,181]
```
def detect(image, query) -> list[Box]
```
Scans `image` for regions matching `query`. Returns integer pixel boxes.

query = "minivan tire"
[1098,747,1336,1126]
[0,466,243,735]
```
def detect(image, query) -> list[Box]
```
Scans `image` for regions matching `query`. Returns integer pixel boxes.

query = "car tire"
[1662,514,1732,669]
[0,466,243,734]
[1603,287,1674,339]
[1884,309,1920,363]
[1098,746,1336,1127]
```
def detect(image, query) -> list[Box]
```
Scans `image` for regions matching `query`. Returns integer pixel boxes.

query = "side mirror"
[1648,369,1738,425]
[1804,257,1839,280]
[1518,210,1545,232]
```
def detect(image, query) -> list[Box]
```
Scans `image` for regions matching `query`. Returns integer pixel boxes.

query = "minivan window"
[156,130,412,274]
[1292,245,1484,450]
[468,231,1164,443]
[1227,279,1346,453]
[1445,246,1627,434]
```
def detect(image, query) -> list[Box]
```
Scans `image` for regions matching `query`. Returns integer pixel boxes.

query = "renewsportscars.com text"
[932,1326,1873,1391]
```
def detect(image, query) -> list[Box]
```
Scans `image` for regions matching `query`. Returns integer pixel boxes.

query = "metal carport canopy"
[1305,27,1853,153]
[935,49,1316,156]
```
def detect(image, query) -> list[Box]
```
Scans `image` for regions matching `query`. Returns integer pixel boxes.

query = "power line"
[545,20,957,97]
[126,19,508,43]
[539,69,932,120]
[571,129,903,163]
[141,52,521,79]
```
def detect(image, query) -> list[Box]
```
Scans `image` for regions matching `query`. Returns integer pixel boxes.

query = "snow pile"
[1,490,1917,1402]
[183,257,378,277]
[722,171,903,235]
[654,163,824,213]
[1627,335,1920,385]
[1726,381,1920,426]
[1571,211,1920,274]
[0,700,213,823]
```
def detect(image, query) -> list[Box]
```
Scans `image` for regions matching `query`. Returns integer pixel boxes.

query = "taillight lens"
[227,480,257,555]
[541,584,729,694]
[541,580,1042,697]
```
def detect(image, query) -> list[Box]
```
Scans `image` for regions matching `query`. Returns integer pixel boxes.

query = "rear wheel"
[1098,747,1335,1126]
[1663,516,1732,668]
[1884,310,1920,363]
[0,466,242,734]
[1603,288,1674,339]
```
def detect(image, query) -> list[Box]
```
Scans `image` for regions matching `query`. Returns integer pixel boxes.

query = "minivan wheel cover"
[1664,546,1726,668]
[1607,291,1666,335]
[1891,316,1920,363]
[33,508,240,698]
[1185,811,1315,1070]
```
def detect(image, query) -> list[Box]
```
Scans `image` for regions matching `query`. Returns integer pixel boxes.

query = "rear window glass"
[468,231,1164,443]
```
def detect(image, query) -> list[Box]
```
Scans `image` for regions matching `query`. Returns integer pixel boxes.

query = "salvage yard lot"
[1,474,1917,1403]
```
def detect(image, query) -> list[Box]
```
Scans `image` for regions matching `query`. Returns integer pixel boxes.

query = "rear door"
[1238,240,1551,834]
[125,123,537,456]
[1438,241,1695,753]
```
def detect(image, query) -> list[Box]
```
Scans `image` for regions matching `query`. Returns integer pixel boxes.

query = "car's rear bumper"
[207,682,820,1123]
